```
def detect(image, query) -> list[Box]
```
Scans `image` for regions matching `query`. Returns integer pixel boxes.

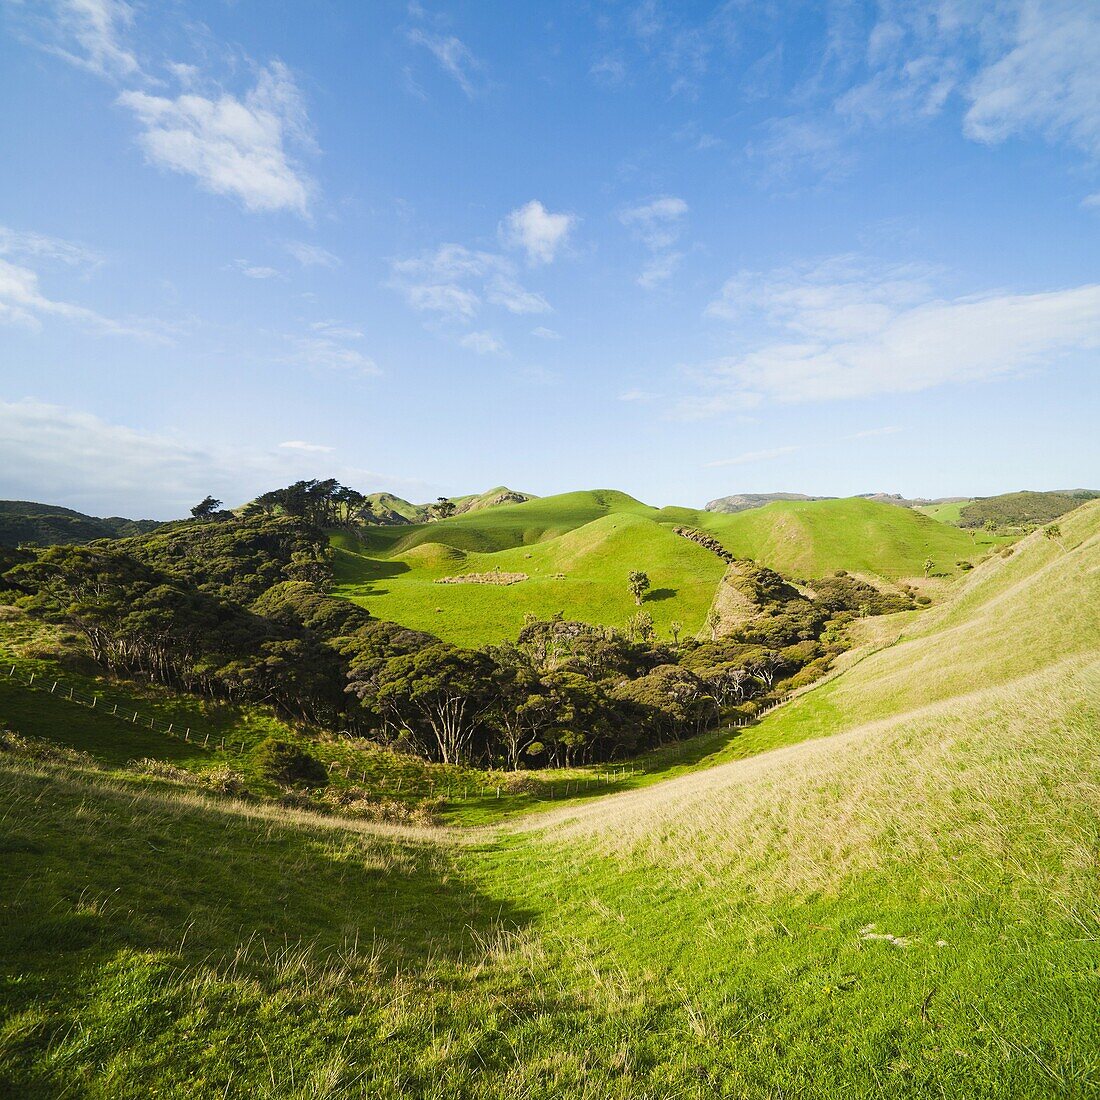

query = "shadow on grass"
[644,588,677,602]
[0,763,536,979]
[332,547,411,595]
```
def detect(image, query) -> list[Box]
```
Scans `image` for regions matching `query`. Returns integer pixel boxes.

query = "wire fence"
[4,663,793,805]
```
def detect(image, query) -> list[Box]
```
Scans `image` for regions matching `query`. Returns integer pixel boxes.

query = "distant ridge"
[704,492,833,514]
[362,486,536,526]
[0,501,161,548]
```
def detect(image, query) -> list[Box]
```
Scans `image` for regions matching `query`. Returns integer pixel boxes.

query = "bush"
[956,560,974,571]
[252,738,328,787]
[127,758,197,784]
[202,766,251,797]
[915,595,932,606]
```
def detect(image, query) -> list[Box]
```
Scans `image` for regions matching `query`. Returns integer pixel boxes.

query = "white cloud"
[0,256,157,339]
[389,244,550,320]
[310,320,364,339]
[285,240,340,268]
[33,0,141,80]
[619,196,689,250]
[408,29,483,97]
[963,2,1100,157]
[0,399,411,518]
[618,388,661,402]
[283,335,379,377]
[234,260,281,279]
[459,330,504,355]
[590,55,627,87]
[637,252,683,289]
[704,446,799,468]
[688,257,1100,411]
[117,61,315,216]
[620,196,688,288]
[279,440,335,454]
[485,275,550,314]
[0,225,103,268]
[501,201,577,265]
[531,326,561,340]
[745,114,854,186]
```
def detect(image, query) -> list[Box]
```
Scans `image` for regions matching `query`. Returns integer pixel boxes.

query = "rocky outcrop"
[673,525,736,563]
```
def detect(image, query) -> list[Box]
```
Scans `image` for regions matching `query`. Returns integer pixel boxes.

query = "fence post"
[7,666,13,677]
[202,733,208,747]
[28,672,34,685]
[167,723,173,734]
[132,712,138,723]
[51,682,57,694]
[496,786,500,799]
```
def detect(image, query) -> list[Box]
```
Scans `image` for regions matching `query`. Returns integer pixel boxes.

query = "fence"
[5,664,245,752]
[4,663,794,806]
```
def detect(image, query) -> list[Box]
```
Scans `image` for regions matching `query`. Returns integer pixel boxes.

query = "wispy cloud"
[0,256,159,340]
[27,0,142,81]
[0,398,411,518]
[619,196,689,249]
[282,332,379,376]
[279,440,334,454]
[118,62,316,216]
[531,326,561,340]
[285,240,340,268]
[234,260,281,279]
[619,388,661,402]
[0,225,104,268]
[459,330,504,355]
[704,446,799,468]
[619,195,689,288]
[500,201,577,265]
[686,256,1100,412]
[389,243,550,321]
[408,29,484,97]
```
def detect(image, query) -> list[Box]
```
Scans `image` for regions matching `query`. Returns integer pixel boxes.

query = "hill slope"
[2,505,1097,1097]
[0,500,161,547]
[334,493,1004,645]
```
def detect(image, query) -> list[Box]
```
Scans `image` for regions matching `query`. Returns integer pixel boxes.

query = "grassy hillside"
[917,499,972,524]
[333,493,1002,646]
[958,489,1098,529]
[2,502,1098,1097]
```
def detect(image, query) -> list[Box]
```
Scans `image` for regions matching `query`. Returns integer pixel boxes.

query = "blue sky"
[1,0,1098,518]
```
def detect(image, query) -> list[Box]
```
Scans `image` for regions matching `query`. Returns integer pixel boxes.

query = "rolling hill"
[333,492,1002,645]
[0,500,161,547]
[2,502,1097,1097]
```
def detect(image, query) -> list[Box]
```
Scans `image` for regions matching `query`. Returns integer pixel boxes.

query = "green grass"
[916,500,971,525]
[333,492,1002,647]
[3,503,1097,1097]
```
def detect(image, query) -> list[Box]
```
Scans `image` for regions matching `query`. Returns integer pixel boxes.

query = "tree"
[190,495,222,520]
[431,497,457,521]
[669,619,683,648]
[1043,523,1066,552]
[923,558,934,577]
[628,570,650,605]
[354,644,494,765]
[626,610,654,642]
[707,607,721,640]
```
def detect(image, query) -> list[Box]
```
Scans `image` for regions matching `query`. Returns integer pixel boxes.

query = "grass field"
[916,500,972,525]
[333,491,1000,646]
[2,502,1097,1097]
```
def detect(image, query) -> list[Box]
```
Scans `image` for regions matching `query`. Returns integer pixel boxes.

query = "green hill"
[2,503,1097,1097]
[334,494,1003,646]
[0,500,161,547]
[957,489,1098,529]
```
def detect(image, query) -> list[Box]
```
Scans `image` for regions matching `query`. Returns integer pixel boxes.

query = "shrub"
[127,758,197,784]
[915,595,932,606]
[252,738,328,787]
[202,766,251,797]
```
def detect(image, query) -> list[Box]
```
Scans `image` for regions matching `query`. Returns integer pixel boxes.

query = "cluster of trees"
[1,506,912,770]
[249,479,374,529]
